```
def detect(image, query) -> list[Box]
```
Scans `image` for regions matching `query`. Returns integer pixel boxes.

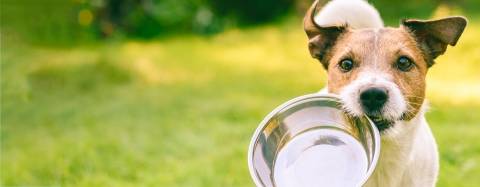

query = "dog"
[304,0,467,186]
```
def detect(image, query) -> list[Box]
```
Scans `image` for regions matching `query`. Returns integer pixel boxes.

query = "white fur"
[316,0,439,186]
[339,71,407,122]
[314,0,384,29]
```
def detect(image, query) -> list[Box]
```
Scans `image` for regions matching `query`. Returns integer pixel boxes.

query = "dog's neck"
[365,101,431,187]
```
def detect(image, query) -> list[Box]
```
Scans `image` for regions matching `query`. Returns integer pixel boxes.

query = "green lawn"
[2,16,480,186]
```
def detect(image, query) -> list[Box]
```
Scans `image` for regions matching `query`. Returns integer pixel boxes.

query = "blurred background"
[1,0,479,186]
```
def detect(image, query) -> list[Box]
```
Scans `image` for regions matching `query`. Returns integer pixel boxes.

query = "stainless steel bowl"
[248,94,380,187]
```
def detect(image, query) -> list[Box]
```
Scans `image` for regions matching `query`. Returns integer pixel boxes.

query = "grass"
[2,15,480,187]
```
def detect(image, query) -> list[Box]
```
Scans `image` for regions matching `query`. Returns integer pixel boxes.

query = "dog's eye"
[396,56,414,72]
[339,59,354,72]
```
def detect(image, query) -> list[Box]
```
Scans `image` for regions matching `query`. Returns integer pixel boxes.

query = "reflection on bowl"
[248,94,380,187]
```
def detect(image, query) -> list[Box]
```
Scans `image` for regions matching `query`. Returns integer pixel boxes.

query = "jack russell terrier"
[303,0,467,186]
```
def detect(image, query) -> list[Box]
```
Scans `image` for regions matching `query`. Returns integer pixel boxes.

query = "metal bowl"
[248,94,380,187]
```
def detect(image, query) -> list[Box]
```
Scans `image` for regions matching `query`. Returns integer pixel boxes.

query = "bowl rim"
[247,93,380,187]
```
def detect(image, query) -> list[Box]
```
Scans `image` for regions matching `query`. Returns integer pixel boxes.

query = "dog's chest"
[363,119,439,187]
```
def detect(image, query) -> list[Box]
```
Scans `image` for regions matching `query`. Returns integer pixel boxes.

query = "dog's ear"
[402,16,467,67]
[304,0,346,69]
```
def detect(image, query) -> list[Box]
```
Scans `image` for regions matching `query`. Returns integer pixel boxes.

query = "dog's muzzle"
[359,87,393,131]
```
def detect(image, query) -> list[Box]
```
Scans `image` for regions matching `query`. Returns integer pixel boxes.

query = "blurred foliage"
[1,0,85,44]
[1,0,295,44]
[89,0,215,38]
[2,0,480,45]
[209,0,293,24]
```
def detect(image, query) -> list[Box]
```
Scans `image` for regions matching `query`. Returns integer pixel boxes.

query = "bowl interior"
[248,94,380,187]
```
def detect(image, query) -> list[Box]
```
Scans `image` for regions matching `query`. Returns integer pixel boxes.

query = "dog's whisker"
[406,102,423,106]
[403,95,425,99]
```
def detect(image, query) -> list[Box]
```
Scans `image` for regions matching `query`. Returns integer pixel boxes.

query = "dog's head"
[304,3,467,133]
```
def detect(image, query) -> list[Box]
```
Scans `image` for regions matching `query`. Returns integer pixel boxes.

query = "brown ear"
[304,0,346,69]
[402,16,467,66]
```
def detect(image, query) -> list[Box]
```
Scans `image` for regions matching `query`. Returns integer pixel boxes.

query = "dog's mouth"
[367,112,410,132]
[368,115,394,132]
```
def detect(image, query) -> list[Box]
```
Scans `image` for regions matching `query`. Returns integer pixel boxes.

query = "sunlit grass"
[1,16,480,187]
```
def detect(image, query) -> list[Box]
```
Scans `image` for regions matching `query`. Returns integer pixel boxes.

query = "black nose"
[360,87,388,112]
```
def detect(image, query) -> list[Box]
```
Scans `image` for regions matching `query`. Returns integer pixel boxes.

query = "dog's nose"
[360,87,388,112]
